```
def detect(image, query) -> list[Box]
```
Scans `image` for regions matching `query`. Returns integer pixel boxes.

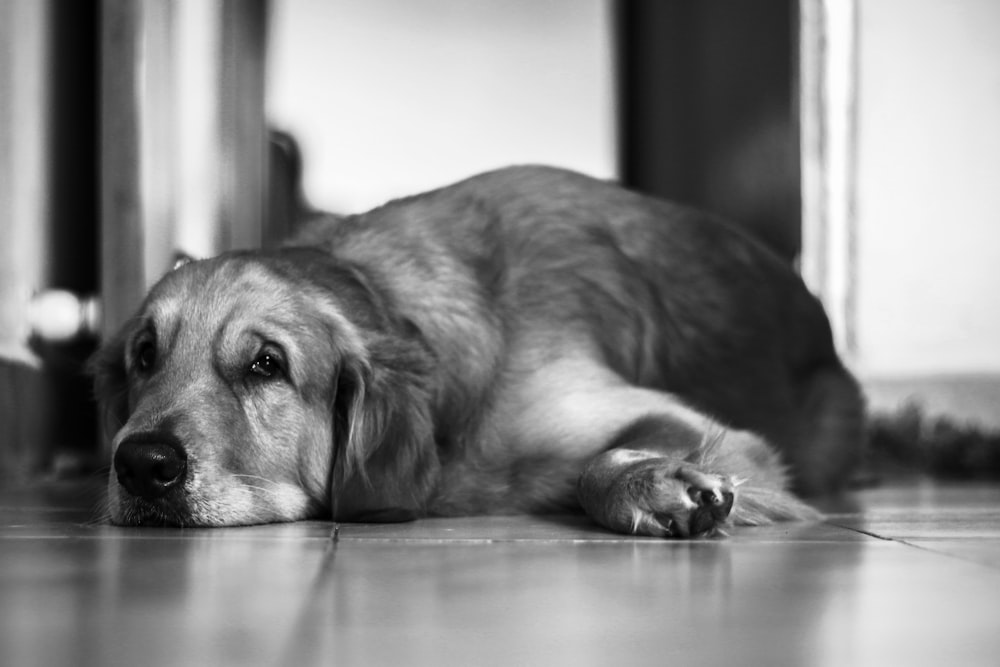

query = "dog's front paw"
[578,452,737,538]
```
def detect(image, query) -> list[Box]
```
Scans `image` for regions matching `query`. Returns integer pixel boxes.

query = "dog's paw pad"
[634,463,737,538]
[681,480,735,537]
[685,491,735,535]
[579,450,748,539]
[691,486,735,513]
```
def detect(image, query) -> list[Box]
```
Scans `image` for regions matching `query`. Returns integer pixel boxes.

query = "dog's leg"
[577,418,819,538]
[498,355,819,537]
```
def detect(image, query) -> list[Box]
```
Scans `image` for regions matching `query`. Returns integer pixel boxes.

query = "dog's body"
[95,166,864,537]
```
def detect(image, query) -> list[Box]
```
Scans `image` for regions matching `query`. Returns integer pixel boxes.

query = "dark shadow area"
[617,0,800,260]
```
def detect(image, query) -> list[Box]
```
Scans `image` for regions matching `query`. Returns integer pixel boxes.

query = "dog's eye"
[135,340,156,373]
[249,353,284,380]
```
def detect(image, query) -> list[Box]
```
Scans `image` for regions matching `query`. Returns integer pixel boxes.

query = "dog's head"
[92,248,436,526]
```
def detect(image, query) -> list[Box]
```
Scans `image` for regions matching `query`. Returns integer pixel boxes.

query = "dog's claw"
[653,515,677,537]
[703,488,723,505]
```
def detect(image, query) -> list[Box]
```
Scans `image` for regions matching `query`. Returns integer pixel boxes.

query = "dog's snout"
[114,435,188,500]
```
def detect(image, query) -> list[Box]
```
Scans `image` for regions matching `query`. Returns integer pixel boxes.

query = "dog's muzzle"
[114,432,188,500]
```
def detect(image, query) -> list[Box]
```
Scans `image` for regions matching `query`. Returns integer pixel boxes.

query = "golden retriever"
[93,166,864,537]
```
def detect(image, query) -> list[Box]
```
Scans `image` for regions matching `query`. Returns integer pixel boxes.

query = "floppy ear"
[88,322,133,438]
[171,251,197,270]
[330,332,439,522]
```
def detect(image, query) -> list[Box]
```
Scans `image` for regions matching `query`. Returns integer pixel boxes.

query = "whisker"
[230,476,285,501]
[231,473,276,483]
[240,484,279,496]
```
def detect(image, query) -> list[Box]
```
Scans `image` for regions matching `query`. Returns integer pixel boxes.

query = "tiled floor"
[2,479,999,667]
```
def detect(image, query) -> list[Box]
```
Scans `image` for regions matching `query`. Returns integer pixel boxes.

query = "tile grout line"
[827,522,895,541]
[330,536,860,545]
[831,521,1000,572]
[894,539,1000,572]
[271,523,342,666]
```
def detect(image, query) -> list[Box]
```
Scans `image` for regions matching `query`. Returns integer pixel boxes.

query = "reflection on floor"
[1,479,999,666]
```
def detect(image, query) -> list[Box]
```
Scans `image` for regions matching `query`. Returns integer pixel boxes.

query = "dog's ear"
[331,331,439,522]
[88,322,133,438]
[171,251,197,271]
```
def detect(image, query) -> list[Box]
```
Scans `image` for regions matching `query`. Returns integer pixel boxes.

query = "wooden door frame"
[100,0,270,336]
[798,0,859,366]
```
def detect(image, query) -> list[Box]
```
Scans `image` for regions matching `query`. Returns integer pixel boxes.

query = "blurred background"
[1,0,999,480]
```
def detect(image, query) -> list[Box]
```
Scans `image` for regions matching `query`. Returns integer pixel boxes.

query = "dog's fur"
[93,166,864,537]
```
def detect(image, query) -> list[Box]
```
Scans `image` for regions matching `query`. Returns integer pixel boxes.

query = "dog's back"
[294,165,862,500]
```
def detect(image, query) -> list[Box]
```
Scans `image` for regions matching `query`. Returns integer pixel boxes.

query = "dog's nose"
[114,436,187,500]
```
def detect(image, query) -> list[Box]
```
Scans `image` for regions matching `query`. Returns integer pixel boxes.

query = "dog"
[92,165,864,537]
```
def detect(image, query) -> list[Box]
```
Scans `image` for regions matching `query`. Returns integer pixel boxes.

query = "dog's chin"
[109,496,192,527]
[107,484,322,527]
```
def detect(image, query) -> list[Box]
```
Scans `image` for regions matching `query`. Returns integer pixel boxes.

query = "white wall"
[267,0,616,214]
[855,0,1000,377]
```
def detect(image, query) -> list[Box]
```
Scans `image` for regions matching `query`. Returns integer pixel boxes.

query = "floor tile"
[904,538,1000,569]
[2,479,1000,667]
[0,533,333,667]
[284,537,1000,667]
